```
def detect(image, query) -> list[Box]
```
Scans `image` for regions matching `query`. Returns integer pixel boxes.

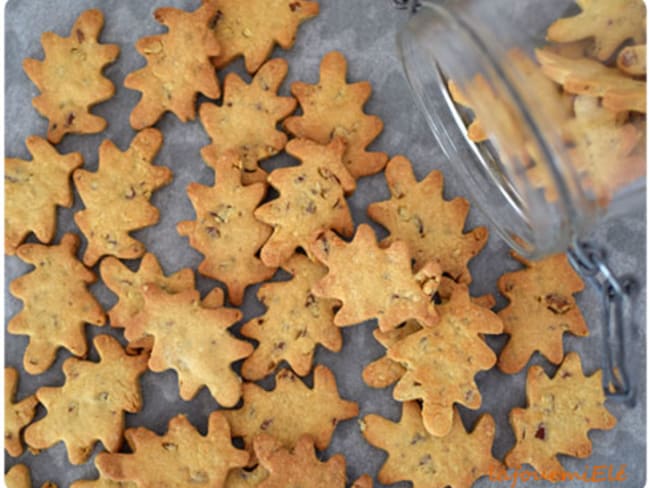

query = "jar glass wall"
[398,0,646,259]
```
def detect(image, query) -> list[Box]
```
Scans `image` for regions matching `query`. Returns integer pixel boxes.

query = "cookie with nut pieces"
[8,233,106,375]
[74,128,172,267]
[24,335,148,465]
[199,58,296,185]
[210,0,319,73]
[285,51,388,179]
[96,412,249,488]
[223,365,358,465]
[23,9,119,143]
[5,136,82,255]
[125,0,222,129]
[311,224,441,331]
[240,253,342,380]
[177,153,276,305]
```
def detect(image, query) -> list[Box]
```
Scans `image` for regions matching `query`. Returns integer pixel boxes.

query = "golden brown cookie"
[448,80,487,142]
[255,137,356,267]
[8,233,106,375]
[566,96,645,204]
[223,366,359,464]
[546,0,646,61]
[388,283,503,436]
[210,0,319,73]
[125,1,221,129]
[368,156,488,284]
[199,58,296,185]
[462,74,532,164]
[96,412,249,488]
[362,282,496,390]
[617,44,646,76]
[536,48,646,113]
[177,154,276,305]
[22,9,119,143]
[498,252,588,374]
[5,136,82,255]
[24,335,147,465]
[284,51,388,179]
[362,402,503,488]
[122,285,252,406]
[5,464,57,488]
[311,224,440,331]
[100,252,195,338]
[505,352,617,474]
[225,466,269,488]
[5,368,38,457]
[240,253,342,380]
[74,128,172,267]
[254,434,346,488]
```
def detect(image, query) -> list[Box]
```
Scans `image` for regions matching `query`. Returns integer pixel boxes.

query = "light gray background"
[5,0,646,486]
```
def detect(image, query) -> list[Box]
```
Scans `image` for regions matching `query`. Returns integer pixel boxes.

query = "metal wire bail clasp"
[568,240,639,404]
[393,0,422,13]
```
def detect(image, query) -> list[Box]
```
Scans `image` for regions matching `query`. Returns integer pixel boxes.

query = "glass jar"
[395,0,646,400]
[397,0,646,258]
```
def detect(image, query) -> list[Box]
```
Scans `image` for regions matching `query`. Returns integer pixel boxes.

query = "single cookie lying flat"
[5,368,38,457]
[284,51,388,179]
[223,366,359,464]
[177,154,276,305]
[255,434,346,488]
[546,0,646,61]
[23,9,119,143]
[199,58,296,185]
[74,128,172,266]
[256,138,356,267]
[210,0,319,73]
[122,285,252,406]
[96,412,249,488]
[388,282,503,437]
[125,1,222,129]
[311,224,440,331]
[8,233,106,374]
[368,156,488,284]
[24,335,148,465]
[240,253,342,380]
[505,352,617,475]
[5,136,82,255]
[498,252,588,374]
[362,402,503,488]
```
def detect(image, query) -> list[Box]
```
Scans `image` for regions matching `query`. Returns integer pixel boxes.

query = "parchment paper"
[5,0,646,486]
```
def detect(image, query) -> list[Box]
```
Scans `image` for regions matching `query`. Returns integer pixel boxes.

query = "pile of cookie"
[450,0,646,205]
[5,1,627,487]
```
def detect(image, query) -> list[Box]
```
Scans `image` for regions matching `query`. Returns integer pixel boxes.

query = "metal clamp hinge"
[568,240,639,404]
